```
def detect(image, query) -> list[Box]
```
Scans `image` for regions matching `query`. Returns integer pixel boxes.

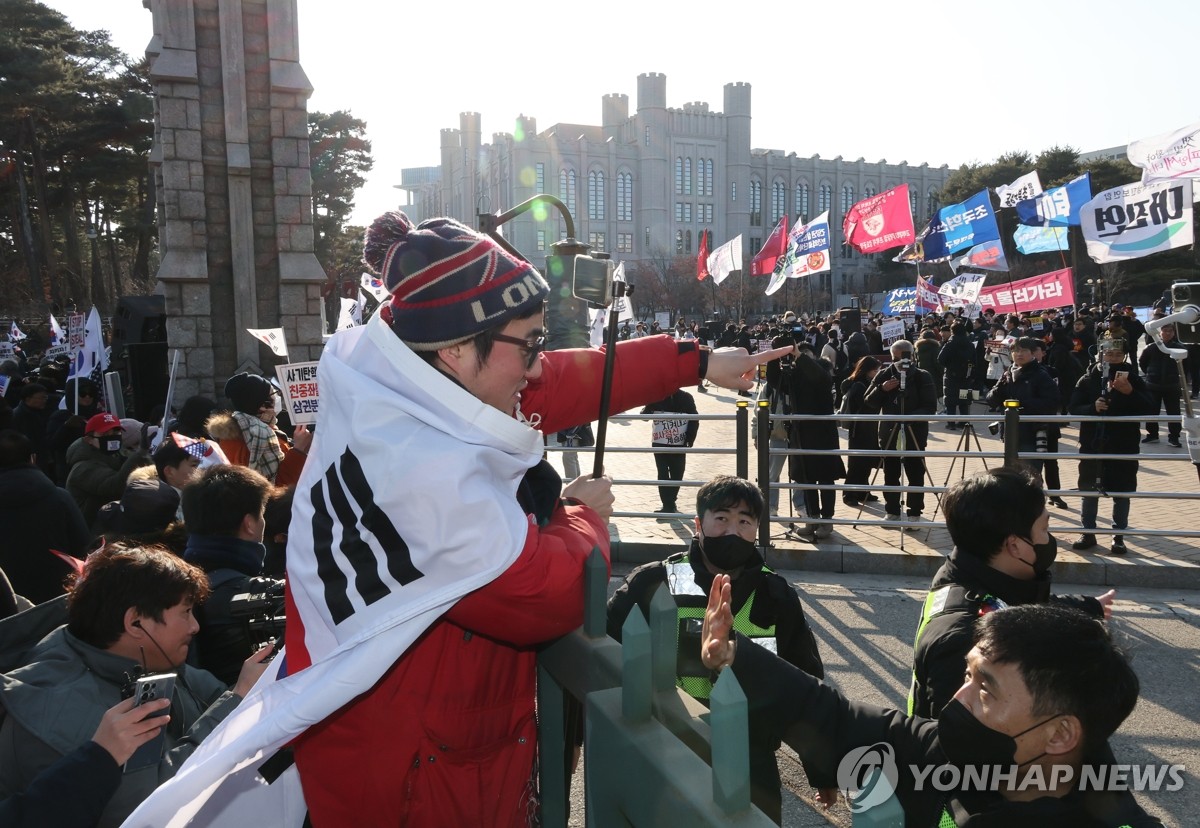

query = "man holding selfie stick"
[1068,332,1155,555]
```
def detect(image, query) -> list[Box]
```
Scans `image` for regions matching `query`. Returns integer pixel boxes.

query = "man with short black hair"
[908,467,1113,719]
[702,582,1162,827]
[608,475,829,821]
[0,544,270,828]
[181,464,278,685]
[986,337,1061,479]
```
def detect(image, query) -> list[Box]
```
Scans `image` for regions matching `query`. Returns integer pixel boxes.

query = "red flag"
[696,230,710,280]
[750,216,788,276]
[842,184,915,254]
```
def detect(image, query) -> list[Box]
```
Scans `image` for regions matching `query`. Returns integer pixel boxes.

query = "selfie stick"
[1146,305,1200,479]
[592,280,628,479]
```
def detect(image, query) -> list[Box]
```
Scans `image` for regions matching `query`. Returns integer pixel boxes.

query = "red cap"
[85,413,123,435]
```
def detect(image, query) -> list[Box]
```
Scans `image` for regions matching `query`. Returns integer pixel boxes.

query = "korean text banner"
[1015,173,1091,227]
[995,171,1043,209]
[882,288,917,315]
[920,190,1000,261]
[765,211,830,296]
[954,240,1009,272]
[975,268,1075,314]
[275,361,321,425]
[916,276,941,312]
[1080,179,1194,264]
[1127,120,1200,184]
[842,184,915,254]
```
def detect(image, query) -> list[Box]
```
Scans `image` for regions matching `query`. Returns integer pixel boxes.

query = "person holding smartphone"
[0,544,272,828]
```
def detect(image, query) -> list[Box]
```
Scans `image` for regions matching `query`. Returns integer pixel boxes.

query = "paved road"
[569,570,1199,827]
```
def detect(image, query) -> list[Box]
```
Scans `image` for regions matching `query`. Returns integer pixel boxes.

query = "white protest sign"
[651,418,688,445]
[879,318,906,345]
[67,312,86,357]
[275,361,321,425]
[0,342,14,363]
[44,344,69,359]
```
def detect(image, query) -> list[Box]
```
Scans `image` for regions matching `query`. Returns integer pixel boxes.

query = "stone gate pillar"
[145,0,326,401]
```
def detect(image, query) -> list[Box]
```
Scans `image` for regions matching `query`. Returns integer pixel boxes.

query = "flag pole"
[592,280,628,479]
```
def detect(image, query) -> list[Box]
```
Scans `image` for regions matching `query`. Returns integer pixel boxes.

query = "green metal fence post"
[710,670,751,815]
[621,611,652,723]
[649,585,678,694]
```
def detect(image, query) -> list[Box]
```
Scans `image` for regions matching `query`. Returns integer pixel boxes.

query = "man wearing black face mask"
[65,413,152,529]
[907,467,1114,720]
[702,589,1162,827]
[607,475,831,822]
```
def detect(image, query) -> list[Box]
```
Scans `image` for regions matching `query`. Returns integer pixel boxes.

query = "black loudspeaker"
[124,342,170,422]
[838,307,862,335]
[111,295,167,352]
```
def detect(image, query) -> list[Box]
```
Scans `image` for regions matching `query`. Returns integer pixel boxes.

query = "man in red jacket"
[287,212,791,826]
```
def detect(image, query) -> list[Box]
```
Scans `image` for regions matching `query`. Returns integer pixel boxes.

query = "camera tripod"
[924,420,990,527]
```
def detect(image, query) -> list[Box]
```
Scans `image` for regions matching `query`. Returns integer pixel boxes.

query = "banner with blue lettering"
[920,189,1000,261]
[883,287,918,316]
[1015,173,1092,227]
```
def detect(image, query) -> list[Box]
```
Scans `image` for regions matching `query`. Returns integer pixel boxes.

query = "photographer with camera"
[864,339,937,528]
[1068,333,1156,556]
[181,464,281,685]
[767,339,845,539]
[937,321,977,430]
[985,337,1061,482]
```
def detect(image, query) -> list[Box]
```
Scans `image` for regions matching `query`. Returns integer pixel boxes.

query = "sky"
[41,0,1200,228]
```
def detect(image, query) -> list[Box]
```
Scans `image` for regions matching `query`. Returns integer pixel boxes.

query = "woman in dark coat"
[840,356,881,507]
[778,344,845,539]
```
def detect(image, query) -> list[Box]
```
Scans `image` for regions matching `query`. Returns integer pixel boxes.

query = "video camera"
[229,577,286,648]
[1171,282,1200,345]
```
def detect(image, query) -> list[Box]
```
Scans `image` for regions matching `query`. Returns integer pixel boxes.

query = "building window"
[841,184,855,218]
[771,181,786,224]
[685,230,692,254]
[683,203,692,223]
[818,183,832,213]
[675,157,683,194]
[588,170,605,220]
[645,226,651,248]
[704,159,714,196]
[750,237,761,255]
[701,204,713,224]
[617,232,633,253]
[684,158,692,195]
[535,162,544,194]
[927,189,939,219]
[750,180,762,227]
[731,182,736,201]
[536,230,546,251]
[865,184,877,199]
[796,181,809,220]
[676,230,684,254]
[617,172,633,221]
[644,126,650,146]
[675,202,683,222]
[589,231,606,251]
[559,168,576,216]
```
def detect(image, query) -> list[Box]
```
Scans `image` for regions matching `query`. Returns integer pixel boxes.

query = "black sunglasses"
[491,332,548,369]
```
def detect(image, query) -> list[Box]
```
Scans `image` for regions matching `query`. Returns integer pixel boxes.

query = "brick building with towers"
[399,73,951,310]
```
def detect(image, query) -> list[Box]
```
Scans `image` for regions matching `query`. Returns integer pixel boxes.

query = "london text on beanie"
[362,211,550,351]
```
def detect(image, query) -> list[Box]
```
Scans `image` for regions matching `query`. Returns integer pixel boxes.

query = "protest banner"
[974,268,1075,315]
[275,361,321,425]
[67,312,86,357]
[1080,179,1193,264]
[920,189,1000,260]
[842,184,915,254]
[879,318,906,345]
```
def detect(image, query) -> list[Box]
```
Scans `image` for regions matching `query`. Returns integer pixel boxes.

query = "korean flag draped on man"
[122,221,551,827]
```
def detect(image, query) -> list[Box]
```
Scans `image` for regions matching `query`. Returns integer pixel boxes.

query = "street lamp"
[1086,277,1105,306]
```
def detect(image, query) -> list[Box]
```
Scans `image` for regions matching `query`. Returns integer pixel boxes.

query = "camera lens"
[1173,283,1191,303]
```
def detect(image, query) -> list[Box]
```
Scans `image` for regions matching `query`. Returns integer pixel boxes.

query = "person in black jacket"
[701,584,1164,828]
[181,464,280,685]
[778,343,845,538]
[864,339,938,528]
[0,429,91,605]
[1069,334,1156,556]
[840,356,882,507]
[1138,322,1183,448]
[985,337,1061,481]
[642,388,699,514]
[907,466,1113,720]
[607,475,832,822]
[937,322,977,430]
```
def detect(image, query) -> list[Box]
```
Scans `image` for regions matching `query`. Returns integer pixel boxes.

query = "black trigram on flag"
[310,447,424,624]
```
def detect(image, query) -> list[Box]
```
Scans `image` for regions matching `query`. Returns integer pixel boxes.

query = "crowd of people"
[0,211,1184,826]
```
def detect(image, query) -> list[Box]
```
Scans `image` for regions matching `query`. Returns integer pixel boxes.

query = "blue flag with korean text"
[1015,173,1091,227]
[920,189,1000,261]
